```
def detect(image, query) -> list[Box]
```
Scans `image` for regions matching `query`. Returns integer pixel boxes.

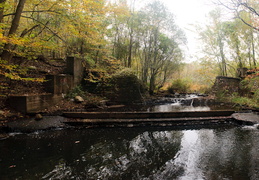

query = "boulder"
[75,96,84,103]
[28,66,37,70]
[0,110,4,116]
[35,114,43,120]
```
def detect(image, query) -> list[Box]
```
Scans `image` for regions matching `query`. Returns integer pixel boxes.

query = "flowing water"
[108,94,228,112]
[1,95,258,179]
[1,126,259,180]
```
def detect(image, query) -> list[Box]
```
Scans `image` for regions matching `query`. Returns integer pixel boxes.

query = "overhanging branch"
[4,10,62,17]
[21,15,66,43]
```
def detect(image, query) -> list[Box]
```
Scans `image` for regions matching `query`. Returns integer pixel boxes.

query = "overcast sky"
[159,0,216,62]
[129,0,222,62]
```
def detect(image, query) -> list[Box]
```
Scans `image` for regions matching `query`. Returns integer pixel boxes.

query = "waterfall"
[190,98,194,106]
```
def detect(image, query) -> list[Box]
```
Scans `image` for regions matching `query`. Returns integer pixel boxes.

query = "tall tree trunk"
[127,32,133,67]
[236,43,242,68]
[218,35,227,76]
[248,46,252,69]
[0,0,6,23]
[1,0,26,62]
[251,32,256,68]
[149,27,159,94]
[149,74,155,95]
[142,46,148,84]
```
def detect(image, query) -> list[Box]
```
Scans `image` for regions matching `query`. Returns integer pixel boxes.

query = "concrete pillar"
[66,56,84,86]
[45,74,73,94]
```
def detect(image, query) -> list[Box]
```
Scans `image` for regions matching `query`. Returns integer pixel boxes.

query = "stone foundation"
[8,94,62,113]
[213,76,241,94]
[8,56,85,113]
[44,74,74,94]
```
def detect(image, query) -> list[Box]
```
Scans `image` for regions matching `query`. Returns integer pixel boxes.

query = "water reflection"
[0,127,259,179]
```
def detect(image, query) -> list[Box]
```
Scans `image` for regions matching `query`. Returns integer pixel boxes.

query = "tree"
[1,0,26,62]
[107,0,131,66]
[0,0,6,23]
[137,1,185,94]
[0,0,109,62]
[127,0,136,68]
[218,0,259,31]
[224,20,243,68]
[218,0,259,68]
[199,9,228,76]
[108,0,185,94]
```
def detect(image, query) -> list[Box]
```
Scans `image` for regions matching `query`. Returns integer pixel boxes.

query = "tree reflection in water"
[0,126,259,179]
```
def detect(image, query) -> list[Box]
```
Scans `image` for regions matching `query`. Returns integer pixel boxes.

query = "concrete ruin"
[213,76,241,94]
[8,57,84,113]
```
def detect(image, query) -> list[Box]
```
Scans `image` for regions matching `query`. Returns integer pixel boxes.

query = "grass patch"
[230,93,259,109]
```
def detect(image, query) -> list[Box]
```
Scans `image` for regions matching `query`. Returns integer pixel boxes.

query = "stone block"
[213,76,241,93]
[8,94,62,113]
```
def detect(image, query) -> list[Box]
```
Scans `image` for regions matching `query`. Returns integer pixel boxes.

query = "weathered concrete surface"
[45,74,74,94]
[66,56,84,86]
[8,94,63,114]
[63,116,234,128]
[63,111,259,128]
[232,112,259,125]
[6,116,65,132]
[63,110,235,119]
[2,111,259,132]
[213,76,241,94]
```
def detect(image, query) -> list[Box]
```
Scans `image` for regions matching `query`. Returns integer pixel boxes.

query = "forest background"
[0,0,259,108]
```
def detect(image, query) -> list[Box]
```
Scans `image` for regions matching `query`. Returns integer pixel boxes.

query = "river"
[1,96,258,179]
[1,125,259,179]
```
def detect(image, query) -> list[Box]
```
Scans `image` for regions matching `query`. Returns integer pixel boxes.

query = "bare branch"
[237,14,259,31]
[4,10,62,17]
[218,0,259,32]
[21,15,66,43]
[20,24,39,37]
[240,3,259,17]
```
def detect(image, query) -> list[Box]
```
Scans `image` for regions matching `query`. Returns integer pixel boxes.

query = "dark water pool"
[1,125,259,180]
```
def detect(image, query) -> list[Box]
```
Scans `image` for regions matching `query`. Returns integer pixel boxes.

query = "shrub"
[65,85,85,99]
[239,79,250,96]
[253,89,259,103]
[105,69,147,104]
[168,79,190,93]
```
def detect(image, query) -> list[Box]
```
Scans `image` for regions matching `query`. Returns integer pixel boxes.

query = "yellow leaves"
[0,34,7,44]
[107,1,130,18]
[0,60,44,82]
[1,0,110,59]
[0,34,26,46]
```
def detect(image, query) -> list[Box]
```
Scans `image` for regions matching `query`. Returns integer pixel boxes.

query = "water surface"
[1,126,259,180]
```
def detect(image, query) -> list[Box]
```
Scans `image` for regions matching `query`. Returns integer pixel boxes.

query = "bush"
[65,85,85,99]
[253,89,259,103]
[168,79,190,94]
[105,69,147,104]
[239,79,250,96]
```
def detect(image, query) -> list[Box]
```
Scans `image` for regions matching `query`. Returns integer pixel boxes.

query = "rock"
[35,114,43,120]
[28,66,37,70]
[0,133,9,140]
[232,113,259,125]
[100,100,108,106]
[0,110,4,115]
[174,93,180,97]
[75,96,84,103]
